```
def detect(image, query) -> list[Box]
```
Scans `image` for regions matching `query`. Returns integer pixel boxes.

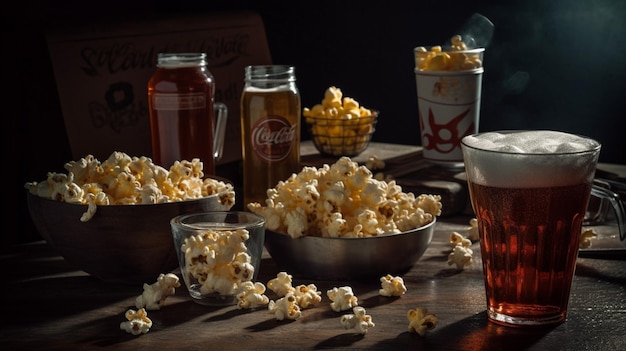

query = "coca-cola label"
[251,115,296,162]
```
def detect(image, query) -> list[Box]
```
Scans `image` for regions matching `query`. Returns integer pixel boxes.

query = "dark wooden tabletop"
[5,144,625,350]
[1,214,624,351]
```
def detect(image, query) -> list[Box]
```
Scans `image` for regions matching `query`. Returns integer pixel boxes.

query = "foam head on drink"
[461,130,601,326]
[462,130,600,188]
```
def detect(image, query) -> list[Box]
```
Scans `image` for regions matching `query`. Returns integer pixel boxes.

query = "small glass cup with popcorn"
[170,211,266,306]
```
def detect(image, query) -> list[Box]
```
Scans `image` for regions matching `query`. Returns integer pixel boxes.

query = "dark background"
[4,0,626,246]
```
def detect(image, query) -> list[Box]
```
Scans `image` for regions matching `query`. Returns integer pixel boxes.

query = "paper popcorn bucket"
[414,58,484,167]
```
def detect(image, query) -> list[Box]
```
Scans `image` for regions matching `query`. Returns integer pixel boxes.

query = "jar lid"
[157,53,207,68]
[245,65,296,82]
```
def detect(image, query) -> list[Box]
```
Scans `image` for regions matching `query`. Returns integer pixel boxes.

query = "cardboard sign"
[46,12,272,165]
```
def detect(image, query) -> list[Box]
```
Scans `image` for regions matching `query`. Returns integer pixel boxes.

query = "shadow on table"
[369,311,556,350]
[314,333,366,349]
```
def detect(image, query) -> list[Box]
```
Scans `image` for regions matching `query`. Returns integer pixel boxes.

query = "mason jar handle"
[591,184,626,241]
[213,102,228,161]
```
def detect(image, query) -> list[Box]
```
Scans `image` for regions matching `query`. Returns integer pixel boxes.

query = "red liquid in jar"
[148,55,217,174]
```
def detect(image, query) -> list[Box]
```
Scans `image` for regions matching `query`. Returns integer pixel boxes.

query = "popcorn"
[580,229,598,249]
[373,172,394,182]
[448,222,476,270]
[267,271,296,297]
[303,87,375,119]
[293,284,322,308]
[407,307,438,336]
[236,281,270,309]
[303,87,377,156]
[449,232,471,248]
[120,308,152,335]
[181,228,254,297]
[327,286,359,312]
[81,193,105,222]
[340,306,375,334]
[366,156,393,182]
[365,155,385,171]
[448,243,474,270]
[303,86,375,133]
[135,273,181,311]
[379,274,407,297]
[266,272,321,309]
[248,157,441,238]
[415,35,483,72]
[268,292,302,320]
[25,152,235,222]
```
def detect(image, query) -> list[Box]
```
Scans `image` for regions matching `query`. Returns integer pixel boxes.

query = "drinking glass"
[170,211,265,306]
[461,130,624,327]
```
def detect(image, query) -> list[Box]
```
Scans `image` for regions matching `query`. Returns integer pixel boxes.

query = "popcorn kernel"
[415,35,483,72]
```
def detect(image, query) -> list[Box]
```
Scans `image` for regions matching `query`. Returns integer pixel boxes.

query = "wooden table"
[6,144,625,350]
[1,214,624,351]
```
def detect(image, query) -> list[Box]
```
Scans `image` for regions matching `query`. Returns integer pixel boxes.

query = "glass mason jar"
[148,53,227,175]
[240,65,301,206]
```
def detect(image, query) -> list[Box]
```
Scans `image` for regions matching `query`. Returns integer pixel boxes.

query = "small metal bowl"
[264,219,435,281]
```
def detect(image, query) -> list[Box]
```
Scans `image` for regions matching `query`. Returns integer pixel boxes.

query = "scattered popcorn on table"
[366,155,393,182]
[181,228,255,297]
[266,272,321,309]
[449,232,471,248]
[379,274,407,297]
[135,273,181,310]
[267,271,296,297]
[415,35,483,72]
[327,286,359,312]
[448,239,474,270]
[293,284,322,308]
[120,308,152,336]
[236,281,270,309]
[268,292,302,320]
[407,307,438,336]
[24,151,235,221]
[580,229,598,249]
[467,218,479,241]
[248,157,441,238]
[340,306,375,334]
[365,155,385,171]
[447,224,475,270]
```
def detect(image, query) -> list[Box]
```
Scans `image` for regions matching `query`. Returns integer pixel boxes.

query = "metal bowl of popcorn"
[25,152,235,284]
[249,156,441,281]
[27,191,234,284]
[264,219,436,281]
[304,86,378,157]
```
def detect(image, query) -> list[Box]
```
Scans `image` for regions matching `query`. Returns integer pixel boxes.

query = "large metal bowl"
[264,219,436,281]
[27,190,233,284]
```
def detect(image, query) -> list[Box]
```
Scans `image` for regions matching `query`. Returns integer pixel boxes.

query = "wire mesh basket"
[306,112,378,157]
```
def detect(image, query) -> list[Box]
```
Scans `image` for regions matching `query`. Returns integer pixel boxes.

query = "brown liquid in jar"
[148,53,217,174]
[240,65,301,207]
